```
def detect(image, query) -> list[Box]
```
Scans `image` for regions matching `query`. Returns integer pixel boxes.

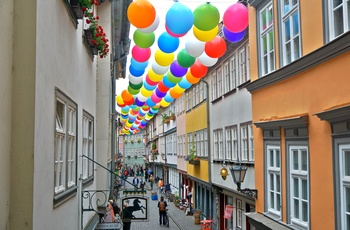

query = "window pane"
[334,7,344,37]
[284,18,291,41]
[270,150,274,166]
[345,150,350,176]
[270,192,275,207]
[277,194,281,211]
[302,150,308,171]
[276,174,281,192]
[276,150,280,167]
[293,12,299,35]
[346,187,350,212]
[294,178,299,197]
[302,179,307,200]
[294,199,299,218]
[270,174,274,190]
[293,150,299,170]
[302,201,308,221]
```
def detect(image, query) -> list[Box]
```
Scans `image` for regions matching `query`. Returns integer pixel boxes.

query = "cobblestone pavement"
[122,177,202,230]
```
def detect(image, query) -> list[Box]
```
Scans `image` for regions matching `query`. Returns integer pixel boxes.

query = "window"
[225,128,232,160]
[267,145,281,216]
[225,126,238,161]
[211,71,218,100]
[289,145,309,228]
[238,46,248,84]
[280,0,301,66]
[229,57,237,91]
[186,91,191,111]
[54,89,77,203]
[82,111,94,182]
[339,143,350,230]
[214,129,224,159]
[217,68,223,97]
[236,199,243,228]
[327,0,350,40]
[248,124,254,161]
[259,2,275,76]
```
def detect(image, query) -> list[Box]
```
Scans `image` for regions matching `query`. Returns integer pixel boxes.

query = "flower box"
[84,29,98,55]
[189,159,200,165]
[70,0,84,19]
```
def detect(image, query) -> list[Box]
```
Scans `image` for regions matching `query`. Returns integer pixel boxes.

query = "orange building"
[246,0,350,229]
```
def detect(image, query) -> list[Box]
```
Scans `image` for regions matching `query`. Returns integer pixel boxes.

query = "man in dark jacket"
[157,196,168,225]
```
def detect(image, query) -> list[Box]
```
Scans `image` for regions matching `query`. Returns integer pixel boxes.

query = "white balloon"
[139,14,160,33]
[128,74,143,85]
[185,38,205,57]
[137,93,148,102]
[198,52,218,67]
[152,61,169,75]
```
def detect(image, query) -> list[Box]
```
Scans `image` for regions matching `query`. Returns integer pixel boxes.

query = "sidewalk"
[122,177,201,230]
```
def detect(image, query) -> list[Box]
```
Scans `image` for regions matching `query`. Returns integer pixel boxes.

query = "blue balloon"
[129,65,145,77]
[170,60,188,77]
[164,93,175,103]
[131,58,149,70]
[158,32,180,53]
[146,97,156,107]
[166,2,194,35]
[223,27,246,43]
[143,81,157,91]
[162,75,177,88]
[178,78,192,89]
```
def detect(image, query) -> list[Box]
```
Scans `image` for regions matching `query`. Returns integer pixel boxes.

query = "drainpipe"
[200,79,211,184]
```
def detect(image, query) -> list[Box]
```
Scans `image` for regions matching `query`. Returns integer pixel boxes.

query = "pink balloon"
[131,45,151,62]
[223,3,248,33]
[151,93,162,103]
[165,24,187,38]
[145,75,159,86]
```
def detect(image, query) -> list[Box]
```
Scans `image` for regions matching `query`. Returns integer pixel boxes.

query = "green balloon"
[166,72,182,84]
[128,86,140,95]
[193,3,220,31]
[133,29,155,48]
[177,48,196,68]
[129,81,143,90]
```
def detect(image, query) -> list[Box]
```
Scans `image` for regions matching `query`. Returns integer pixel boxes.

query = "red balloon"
[205,36,227,58]
[158,81,170,93]
[145,75,158,86]
[190,60,208,78]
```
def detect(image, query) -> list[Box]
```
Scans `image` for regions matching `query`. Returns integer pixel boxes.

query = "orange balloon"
[170,88,182,99]
[127,0,156,29]
[121,90,133,102]
[185,71,201,84]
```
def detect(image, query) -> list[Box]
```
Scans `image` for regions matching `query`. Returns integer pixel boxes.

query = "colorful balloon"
[178,78,192,89]
[177,48,196,68]
[199,52,218,67]
[139,14,160,33]
[133,30,155,48]
[205,36,227,58]
[185,38,205,57]
[147,68,164,82]
[223,3,248,33]
[193,25,218,42]
[157,81,170,93]
[164,93,175,103]
[158,32,180,53]
[160,99,170,108]
[223,27,246,43]
[145,75,158,86]
[152,61,169,75]
[170,60,188,77]
[193,3,220,31]
[166,2,194,35]
[185,71,201,84]
[127,0,156,28]
[154,49,175,66]
[165,24,187,38]
[190,60,208,78]
[131,46,151,62]
[129,65,145,77]
[128,74,143,85]
[130,58,149,70]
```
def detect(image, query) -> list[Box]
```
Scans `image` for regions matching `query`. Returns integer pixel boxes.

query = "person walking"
[158,178,163,194]
[132,175,139,189]
[158,196,168,226]
[149,174,154,190]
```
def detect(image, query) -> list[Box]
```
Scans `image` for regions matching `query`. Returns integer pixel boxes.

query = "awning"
[245,213,293,230]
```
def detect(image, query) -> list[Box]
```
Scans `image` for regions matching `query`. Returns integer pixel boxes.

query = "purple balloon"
[170,60,188,77]
[155,88,167,98]
[135,98,145,106]
[223,27,246,43]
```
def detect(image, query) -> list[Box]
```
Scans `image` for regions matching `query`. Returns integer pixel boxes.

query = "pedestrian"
[158,178,163,194]
[109,199,120,215]
[149,174,154,190]
[158,196,168,225]
[140,177,145,190]
[104,201,115,222]
[133,175,139,189]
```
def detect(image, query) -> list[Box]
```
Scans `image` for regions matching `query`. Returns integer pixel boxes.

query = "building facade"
[247,0,350,229]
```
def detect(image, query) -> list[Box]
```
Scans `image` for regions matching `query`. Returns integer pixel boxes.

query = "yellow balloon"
[148,69,164,82]
[155,49,174,66]
[173,84,186,93]
[160,99,170,108]
[125,122,132,128]
[193,25,218,42]
[141,86,153,97]
[116,94,124,104]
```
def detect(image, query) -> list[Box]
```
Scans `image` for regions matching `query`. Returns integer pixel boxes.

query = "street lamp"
[229,165,258,199]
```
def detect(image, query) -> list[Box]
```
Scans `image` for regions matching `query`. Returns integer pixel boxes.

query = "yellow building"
[247,0,350,229]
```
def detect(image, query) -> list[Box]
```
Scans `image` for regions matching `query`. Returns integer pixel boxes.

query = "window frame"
[326,0,350,41]
[82,110,94,185]
[54,89,78,207]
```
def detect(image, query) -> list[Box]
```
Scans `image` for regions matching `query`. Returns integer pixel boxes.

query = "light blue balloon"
[164,93,175,103]
[146,97,156,107]
[162,74,177,88]
[178,78,192,89]
[130,58,149,70]
[166,2,194,35]
[143,81,157,91]
[158,32,180,53]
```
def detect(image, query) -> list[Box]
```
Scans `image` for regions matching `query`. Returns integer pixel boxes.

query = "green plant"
[84,11,109,58]
[79,0,99,10]
[152,143,157,150]
[162,113,170,123]
[188,139,197,161]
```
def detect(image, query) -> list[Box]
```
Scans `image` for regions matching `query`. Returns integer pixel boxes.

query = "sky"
[115,0,239,111]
